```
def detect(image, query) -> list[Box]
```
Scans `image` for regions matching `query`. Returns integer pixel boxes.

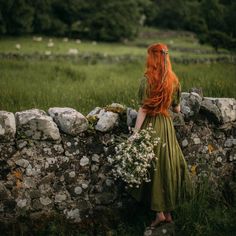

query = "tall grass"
[174,177,236,236]
[0,59,235,115]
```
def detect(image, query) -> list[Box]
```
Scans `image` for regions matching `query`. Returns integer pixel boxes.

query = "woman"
[128,43,193,228]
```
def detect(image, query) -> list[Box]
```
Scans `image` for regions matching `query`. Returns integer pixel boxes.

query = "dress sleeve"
[137,77,148,106]
[171,82,181,107]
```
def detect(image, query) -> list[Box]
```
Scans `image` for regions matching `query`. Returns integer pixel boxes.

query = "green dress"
[127,77,193,212]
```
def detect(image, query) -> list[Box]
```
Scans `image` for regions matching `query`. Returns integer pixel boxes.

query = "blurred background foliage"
[0,0,235,50]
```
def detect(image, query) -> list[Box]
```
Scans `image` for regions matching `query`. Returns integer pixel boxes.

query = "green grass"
[174,177,236,236]
[0,27,233,60]
[0,36,146,56]
[0,59,235,115]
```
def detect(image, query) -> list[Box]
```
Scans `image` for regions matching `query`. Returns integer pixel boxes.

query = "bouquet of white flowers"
[107,123,162,188]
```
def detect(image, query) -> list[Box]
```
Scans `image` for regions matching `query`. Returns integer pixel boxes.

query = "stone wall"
[0,52,235,64]
[0,94,236,233]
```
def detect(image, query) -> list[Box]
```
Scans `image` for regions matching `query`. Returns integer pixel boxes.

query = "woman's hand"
[172,104,181,113]
[128,128,139,142]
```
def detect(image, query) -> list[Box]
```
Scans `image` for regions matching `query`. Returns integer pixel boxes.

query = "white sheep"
[68,48,78,55]
[15,44,21,50]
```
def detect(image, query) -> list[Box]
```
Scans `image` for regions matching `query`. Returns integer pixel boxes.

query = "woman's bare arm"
[133,107,147,132]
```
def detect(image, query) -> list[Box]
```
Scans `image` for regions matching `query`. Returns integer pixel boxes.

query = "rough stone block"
[15,109,60,140]
[48,107,88,135]
[0,111,16,142]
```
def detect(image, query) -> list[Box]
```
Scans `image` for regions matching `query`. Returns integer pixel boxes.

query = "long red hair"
[142,43,179,117]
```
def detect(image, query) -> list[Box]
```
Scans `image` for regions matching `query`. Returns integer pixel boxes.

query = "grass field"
[0,27,234,60]
[0,28,235,114]
[0,59,235,115]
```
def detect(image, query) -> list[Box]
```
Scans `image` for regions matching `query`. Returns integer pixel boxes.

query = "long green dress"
[127,77,194,212]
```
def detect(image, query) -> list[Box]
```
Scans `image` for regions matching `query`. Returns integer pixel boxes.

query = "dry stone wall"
[0,94,236,233]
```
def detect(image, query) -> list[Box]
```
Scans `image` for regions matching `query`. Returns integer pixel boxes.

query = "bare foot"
[150,213,166,228]
[164,212,173,223]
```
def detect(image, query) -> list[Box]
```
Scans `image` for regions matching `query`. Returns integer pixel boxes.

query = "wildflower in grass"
[107,123,163,188]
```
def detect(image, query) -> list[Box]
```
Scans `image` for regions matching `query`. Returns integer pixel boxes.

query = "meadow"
[0,28,235,115]
[0,59,235,115]
[0,28,236,235]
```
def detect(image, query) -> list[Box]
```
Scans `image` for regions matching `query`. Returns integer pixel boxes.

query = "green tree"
[74,0,145,41]
[148,0,195,29]
[200,0,226,32]
[224,2,236,38]
[31,0,53,34]
[0,8,6,34]
[205,30,236,51]
[0,0,34,35]
[184,1,208,34]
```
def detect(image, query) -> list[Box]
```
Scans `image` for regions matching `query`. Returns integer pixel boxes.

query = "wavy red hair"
[142,43,179,117]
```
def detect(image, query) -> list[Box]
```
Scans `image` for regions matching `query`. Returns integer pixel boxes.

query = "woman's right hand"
[128,129,139,142]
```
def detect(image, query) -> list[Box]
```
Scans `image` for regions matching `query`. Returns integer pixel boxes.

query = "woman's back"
[127,43,194,229]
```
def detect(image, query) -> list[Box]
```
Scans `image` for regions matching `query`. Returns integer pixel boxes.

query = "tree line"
[0,0,235,50]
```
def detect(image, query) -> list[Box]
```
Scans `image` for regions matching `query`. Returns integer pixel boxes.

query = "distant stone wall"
[0,94,236,232]
[0,52,235,64]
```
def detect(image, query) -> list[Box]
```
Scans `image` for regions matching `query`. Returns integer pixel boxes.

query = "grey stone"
[201,97,236,124]
[182,139,188,147]
[29,190,41,199]
[15,159,29,168]
[69,171,76,178]
[215,98,236,123]
[74,186,82,195]
[18,140,27,149]
[40,196,52,206]
[0,111,16,142]
[26,164,36,176]
[53,144,64,153]
[48,107,88,135]
[200,98,222,124]
[170,111,185,126]
[224,138,236,148]
[127,108,137,127]
[180,91,202,118]
[55,193,67,202]
[95,111,119,132]
[16,199,27,208]
[81,183,88,189]
[91,164,99,172]
[144,222,175,236]
[97,109,106,119]
[80,156,89,166]
[189,88,203,98]
[193,137,201,145]
[87,107,102,117]
[15,109,60,140]
[39,173,54,185]
[23,177,36,188]
[43,147,52,155]
[92,154,100,163]
[65,208,81,222]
